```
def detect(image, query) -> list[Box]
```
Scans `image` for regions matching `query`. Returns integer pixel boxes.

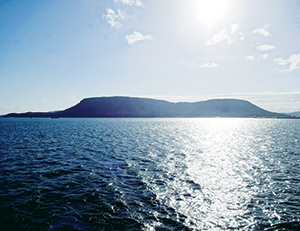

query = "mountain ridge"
[287,111,300,117]
[3,96,294,118]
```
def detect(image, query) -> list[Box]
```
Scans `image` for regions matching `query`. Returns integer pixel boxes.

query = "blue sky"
[1,0,300,114]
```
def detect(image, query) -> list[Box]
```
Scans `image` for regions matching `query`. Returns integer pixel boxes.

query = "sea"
[0,118,299,231]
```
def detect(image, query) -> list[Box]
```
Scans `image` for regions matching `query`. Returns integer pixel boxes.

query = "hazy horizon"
[1,0,300,114]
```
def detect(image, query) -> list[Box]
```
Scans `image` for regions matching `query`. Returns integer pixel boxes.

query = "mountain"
[3,96,294,118]
[287,111,300,117]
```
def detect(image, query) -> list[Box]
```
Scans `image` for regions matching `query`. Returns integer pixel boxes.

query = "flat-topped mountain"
[3,96,293,118]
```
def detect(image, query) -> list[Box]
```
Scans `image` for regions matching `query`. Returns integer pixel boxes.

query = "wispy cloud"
[230,23,239,33]
[239,33,245,41]
[205,29,229,45]
[125,31,153,44]
[246,55,255,61]
[114,0,143,7]
[252,24,271,37]
[198,62,218,68]
[274,54,300,71]
[104,8,126,29]
[205,23,244,45]
[246,54,269,61]
[256,44,275,51]
[274,57,290,66]
[260,54,269,59]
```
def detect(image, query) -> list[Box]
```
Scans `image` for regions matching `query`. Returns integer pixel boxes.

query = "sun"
[193,0,231,24]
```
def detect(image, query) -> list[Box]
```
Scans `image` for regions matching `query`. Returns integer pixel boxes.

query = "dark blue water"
[0,118,299,230]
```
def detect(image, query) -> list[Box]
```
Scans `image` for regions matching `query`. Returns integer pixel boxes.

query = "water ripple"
[0,118,300,230]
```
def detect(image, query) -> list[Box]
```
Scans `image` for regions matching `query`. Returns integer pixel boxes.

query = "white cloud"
[274,54,300,71]
[205,29,229,45]
[256,44,275,51]
[198,62,218,68]
[205,23,243,45]
[239,32,245,41]
[290,54,300,70]
[114,0,143,7]
[246,54,269,61]
[125,31,153,44]
[230,23,239,33]
[246,55,255,61]
[274,57,290,66]
[260,53,269,59]
[104,8,126,29]
[252,24,271,37]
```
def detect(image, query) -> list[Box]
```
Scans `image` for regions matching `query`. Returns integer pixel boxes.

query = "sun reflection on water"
[185,119,258,229]
[145,118,269,230]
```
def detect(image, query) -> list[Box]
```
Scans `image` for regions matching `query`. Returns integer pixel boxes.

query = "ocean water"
[0,118,299,231]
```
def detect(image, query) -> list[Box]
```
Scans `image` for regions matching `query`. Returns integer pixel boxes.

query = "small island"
[2,96,294,118]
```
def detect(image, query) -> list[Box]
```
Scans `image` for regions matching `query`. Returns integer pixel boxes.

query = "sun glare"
[194,0,231,24]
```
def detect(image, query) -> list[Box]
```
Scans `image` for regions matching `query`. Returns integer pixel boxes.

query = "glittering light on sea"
[0,118,299,230]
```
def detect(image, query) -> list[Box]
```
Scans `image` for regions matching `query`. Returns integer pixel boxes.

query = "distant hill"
[3,96,294,118]
[287,111,300,117]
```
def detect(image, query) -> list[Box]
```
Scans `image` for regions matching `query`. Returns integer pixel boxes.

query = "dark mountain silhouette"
[3,96,293,118]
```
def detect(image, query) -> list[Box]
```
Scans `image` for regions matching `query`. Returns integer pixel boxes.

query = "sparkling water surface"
[0,118,299,230]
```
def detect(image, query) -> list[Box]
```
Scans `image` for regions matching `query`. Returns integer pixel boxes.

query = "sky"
[1,0,300,114]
